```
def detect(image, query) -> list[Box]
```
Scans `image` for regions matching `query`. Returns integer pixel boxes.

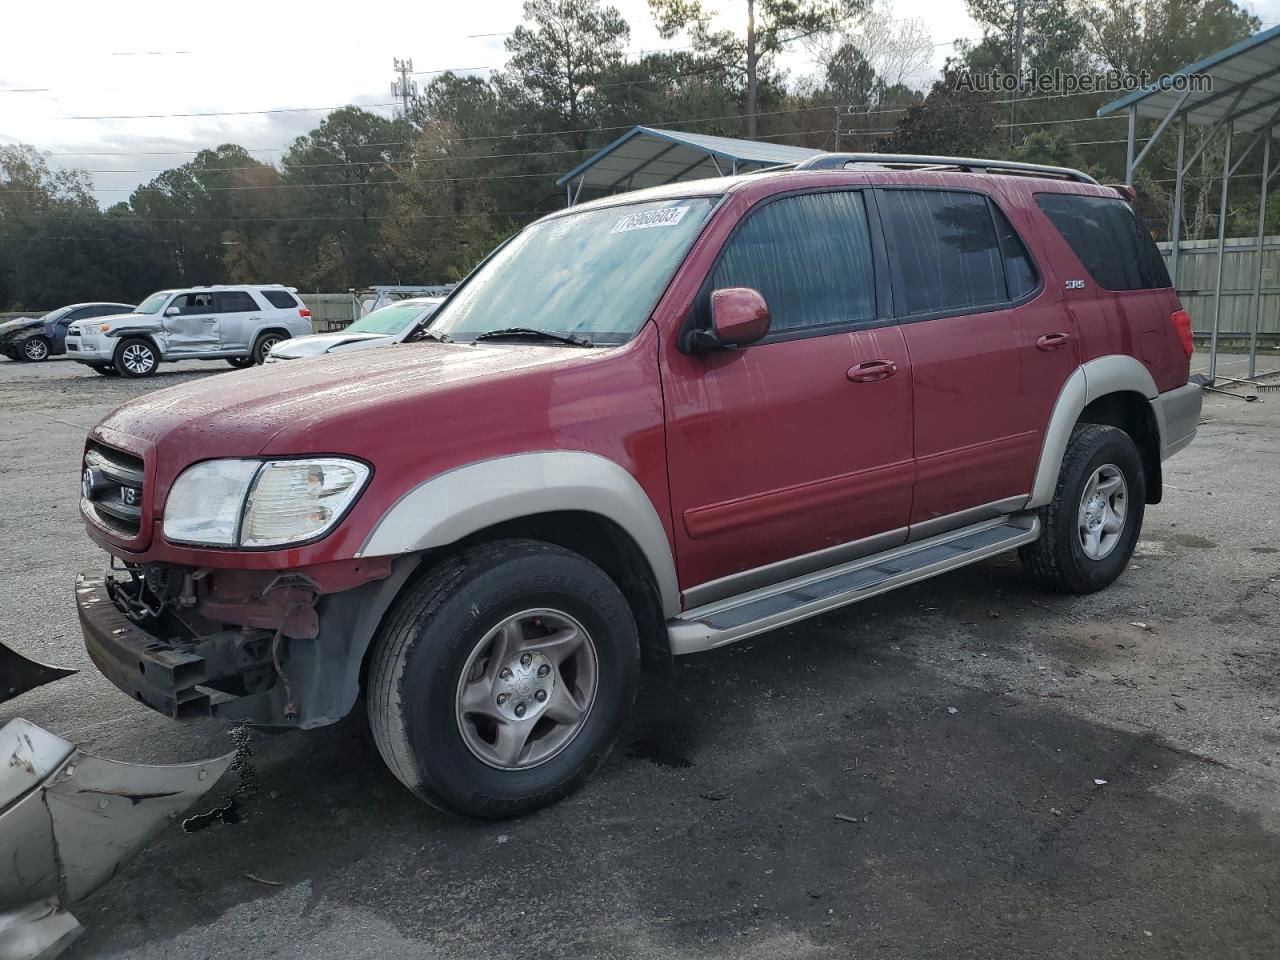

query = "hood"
[87,312,146,331]
[0,317,39,338]
[269,331,390,359]
[93,339,609,466]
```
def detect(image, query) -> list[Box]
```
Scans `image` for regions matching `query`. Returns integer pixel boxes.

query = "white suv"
[65,285,313,378]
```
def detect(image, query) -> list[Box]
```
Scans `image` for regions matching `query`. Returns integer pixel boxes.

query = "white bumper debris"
[0,718,232,960]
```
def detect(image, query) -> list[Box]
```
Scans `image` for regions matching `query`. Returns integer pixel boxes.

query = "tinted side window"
[709,190,876,334]
[215,291,259,312]
[1035,193,1171,291]
[173,293,214,313]
[879,189,1006,315]
[261,290,299,309]
[990,204,1039,300]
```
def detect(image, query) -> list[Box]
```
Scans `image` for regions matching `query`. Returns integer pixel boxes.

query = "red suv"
[76,153,1202,819]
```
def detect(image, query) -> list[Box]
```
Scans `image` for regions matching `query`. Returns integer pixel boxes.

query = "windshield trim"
[427,193,729,348]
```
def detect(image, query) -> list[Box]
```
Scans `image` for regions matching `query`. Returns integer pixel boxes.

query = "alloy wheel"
[121,343,156,375]
[455,608,599,770]
[1078,463,1128,560]
[23,339,49,361]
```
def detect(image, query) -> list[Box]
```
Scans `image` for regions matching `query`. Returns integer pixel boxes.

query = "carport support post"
[1125,107,1137,185]
[1210,121,1234,382]
[1170,115,1186,286]
[1250,129,1271,379]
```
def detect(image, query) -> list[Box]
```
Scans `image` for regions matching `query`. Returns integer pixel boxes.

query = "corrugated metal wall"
[1158,237,1280,339]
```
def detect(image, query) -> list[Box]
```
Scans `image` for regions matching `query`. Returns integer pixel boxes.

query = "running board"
[667,513,1040,655]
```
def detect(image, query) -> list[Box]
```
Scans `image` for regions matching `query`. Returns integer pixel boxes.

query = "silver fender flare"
[357,451,681,617]
[1027,356,1159,508]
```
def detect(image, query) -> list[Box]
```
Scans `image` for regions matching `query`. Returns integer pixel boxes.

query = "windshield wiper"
[473,327,594,347]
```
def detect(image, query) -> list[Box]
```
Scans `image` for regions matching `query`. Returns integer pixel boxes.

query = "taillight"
[1170,309,1194,358]
[299,308,312,319]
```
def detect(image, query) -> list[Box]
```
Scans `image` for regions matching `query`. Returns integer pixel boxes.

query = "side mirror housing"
[164,306,179,317]
[689,287,772,353]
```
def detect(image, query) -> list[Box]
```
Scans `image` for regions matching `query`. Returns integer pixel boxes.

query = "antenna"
[391,58,418,118]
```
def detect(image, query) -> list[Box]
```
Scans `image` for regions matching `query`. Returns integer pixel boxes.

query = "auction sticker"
[611,206,690,233]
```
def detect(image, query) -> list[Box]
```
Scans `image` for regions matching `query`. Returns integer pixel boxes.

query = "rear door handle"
[1036,332,1071,351]
[847,359,898,382]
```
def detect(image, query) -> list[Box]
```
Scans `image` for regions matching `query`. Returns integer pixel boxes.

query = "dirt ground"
[0,351,1276,959]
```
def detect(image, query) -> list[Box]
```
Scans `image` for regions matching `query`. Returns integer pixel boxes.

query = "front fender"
[357,451,680,617]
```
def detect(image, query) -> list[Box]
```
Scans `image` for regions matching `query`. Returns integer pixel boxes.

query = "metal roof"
[556,125,822,190]
[1098,24,1280,130]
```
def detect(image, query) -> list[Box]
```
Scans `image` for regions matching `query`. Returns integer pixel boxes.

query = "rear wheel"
[114,338,159,378]
[367,539,639,819]
[252,332,285,364]
[21,337,51,362]
[1020,423,1145,594]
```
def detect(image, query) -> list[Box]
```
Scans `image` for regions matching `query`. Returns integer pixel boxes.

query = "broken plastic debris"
[947,706,959,715]
[0,718,232,960]
[1093,778,1108,786]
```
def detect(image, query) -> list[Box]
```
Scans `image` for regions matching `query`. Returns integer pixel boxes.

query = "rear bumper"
[75,573,212,719]
[1151,382,1203,461]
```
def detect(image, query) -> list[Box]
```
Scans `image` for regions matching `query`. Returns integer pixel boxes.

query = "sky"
[1,0,1277,207]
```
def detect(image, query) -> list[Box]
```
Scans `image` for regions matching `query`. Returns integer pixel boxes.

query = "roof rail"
[794,152,1098,185]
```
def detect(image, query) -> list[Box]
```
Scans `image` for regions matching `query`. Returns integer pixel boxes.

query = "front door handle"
[847,359,898,382]
[1036,332,1072,351]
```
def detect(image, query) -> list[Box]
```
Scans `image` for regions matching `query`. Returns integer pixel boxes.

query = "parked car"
[265,297,443,363]
[75,154,1201,820]
[0,303,135,362]
[64,285,312,377]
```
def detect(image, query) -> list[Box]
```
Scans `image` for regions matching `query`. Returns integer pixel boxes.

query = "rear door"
[878,186,1075,533]
[662,188,915,601]
[161,293,220,353]
[213,290,263,351]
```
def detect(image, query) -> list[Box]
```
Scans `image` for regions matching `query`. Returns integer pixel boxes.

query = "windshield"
[38,307,72,324]
[430,197,718,345]
[135,291,172,315]
[348,302,433,336]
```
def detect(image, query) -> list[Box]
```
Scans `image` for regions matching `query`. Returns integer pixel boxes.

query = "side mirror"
[164,306,179,317]
[690,287,771,353]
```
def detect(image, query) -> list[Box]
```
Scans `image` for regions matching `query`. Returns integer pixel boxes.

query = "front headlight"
[163,458,369,548]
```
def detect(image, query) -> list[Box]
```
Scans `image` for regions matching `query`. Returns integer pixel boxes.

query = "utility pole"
[391,58,418,119]
[1010,0,1025,148]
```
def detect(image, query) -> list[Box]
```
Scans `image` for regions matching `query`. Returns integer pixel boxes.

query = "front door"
[877,186,1078,531]
[162,293,220,353]
[662,189,914,602]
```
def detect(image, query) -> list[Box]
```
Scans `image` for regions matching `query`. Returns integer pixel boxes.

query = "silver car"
[265,297,443,363]
[65,285,313,378]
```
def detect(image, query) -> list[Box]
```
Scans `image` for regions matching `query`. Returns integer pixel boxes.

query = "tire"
[367,539,640,819]
[1020,423,1146,594]
[227,357,255,369]
[89,364,119,376]
[113,338,159,378]
[251,332,286,365]
[21,337,51,362]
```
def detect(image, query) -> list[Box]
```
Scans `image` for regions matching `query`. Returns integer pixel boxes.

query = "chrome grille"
[83,442,145,538]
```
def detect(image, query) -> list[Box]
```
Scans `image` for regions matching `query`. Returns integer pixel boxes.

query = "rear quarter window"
[1035,193,1171,291]
[261,290,299,309]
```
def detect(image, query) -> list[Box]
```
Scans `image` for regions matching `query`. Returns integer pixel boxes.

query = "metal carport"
[1100,24,1280,379]
[556,126,822,205]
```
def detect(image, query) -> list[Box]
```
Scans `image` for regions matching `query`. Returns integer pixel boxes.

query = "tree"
[379,125,508,284]
[649,0,866,136]
[1078,0,1259,77]
[878,65,999,155]
[503,0,631,148]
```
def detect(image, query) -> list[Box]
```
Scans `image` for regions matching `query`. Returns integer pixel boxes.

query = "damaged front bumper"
[0,718,232,960]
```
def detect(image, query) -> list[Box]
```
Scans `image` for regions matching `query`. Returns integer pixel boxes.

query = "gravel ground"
[1,352,1277,960]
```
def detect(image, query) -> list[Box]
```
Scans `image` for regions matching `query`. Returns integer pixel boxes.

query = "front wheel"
[226,356,255,369]
[366,540,640,819]
[114,338,159,378]
[1020,423,1145,594]
[21,337,51,362]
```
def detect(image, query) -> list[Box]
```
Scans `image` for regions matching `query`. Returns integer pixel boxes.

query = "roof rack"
[793,152,1098,185]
